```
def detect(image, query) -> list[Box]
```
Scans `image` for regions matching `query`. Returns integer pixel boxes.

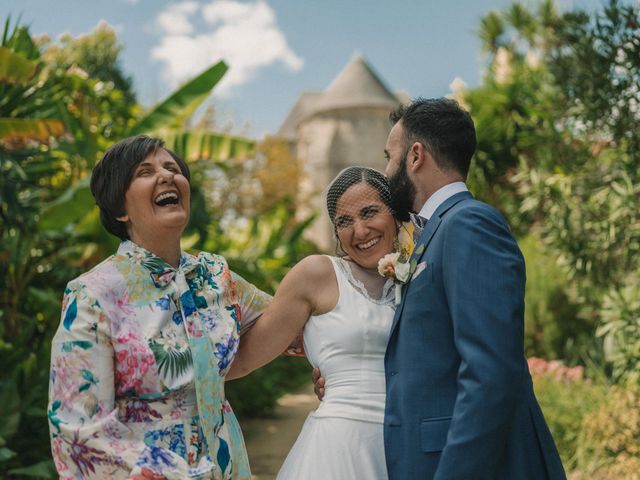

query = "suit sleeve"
[434,205,526,479]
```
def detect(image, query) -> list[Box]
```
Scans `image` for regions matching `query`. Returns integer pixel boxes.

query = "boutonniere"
[378,221,418,304]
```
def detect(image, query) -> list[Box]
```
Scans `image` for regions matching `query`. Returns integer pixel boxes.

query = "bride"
[228,166,402,479]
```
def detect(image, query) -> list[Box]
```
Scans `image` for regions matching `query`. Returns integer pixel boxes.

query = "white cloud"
[156,1,199,35]
[449,77,467,95]
[151,0,303,97]
[202,0,263,24]
[448,77,469,109]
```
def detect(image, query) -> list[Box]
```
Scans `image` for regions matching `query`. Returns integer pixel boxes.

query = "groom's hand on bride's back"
[312,367,325,400]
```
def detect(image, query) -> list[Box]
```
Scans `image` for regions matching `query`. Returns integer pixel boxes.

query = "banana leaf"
[127,61,228,136]
[39,176,93,230]
[41,60,249,230]
[0,117,66,147]
[0,45,36,84]
[161,129,256,163]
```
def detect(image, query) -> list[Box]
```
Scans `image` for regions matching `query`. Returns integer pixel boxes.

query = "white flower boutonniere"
[378,221,418,304]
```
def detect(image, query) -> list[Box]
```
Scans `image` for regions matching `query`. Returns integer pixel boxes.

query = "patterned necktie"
[410,213,428,243]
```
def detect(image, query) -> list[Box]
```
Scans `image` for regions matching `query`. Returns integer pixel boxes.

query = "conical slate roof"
[277,54,400,138]
[315,54,399,112]
[277,92,323,139]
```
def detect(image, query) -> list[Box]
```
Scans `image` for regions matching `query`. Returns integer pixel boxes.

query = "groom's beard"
[387,155,416,222]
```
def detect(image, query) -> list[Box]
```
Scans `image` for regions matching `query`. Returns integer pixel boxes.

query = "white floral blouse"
[48,241,271,479]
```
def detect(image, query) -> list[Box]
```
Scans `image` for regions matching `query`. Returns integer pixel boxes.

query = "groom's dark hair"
[390,97,476,178]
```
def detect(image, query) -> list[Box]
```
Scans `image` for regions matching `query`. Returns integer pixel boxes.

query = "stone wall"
[295,106,393,251]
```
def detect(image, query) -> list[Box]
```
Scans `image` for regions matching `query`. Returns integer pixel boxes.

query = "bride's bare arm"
[227,255,335,380]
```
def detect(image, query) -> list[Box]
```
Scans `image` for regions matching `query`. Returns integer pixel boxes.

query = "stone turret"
[278,54,407,251]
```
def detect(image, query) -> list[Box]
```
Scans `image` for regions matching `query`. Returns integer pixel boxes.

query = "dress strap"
[328,256,395,306]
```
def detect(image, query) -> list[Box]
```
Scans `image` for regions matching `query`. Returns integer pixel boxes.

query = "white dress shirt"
[418,181,468,221]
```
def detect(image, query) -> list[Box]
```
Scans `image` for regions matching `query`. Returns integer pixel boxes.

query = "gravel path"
[240,384,320,480]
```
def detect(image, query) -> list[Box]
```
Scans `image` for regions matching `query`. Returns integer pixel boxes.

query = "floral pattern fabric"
[48,241,271,479]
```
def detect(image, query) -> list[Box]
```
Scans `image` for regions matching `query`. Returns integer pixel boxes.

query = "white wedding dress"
[277,256,395,480]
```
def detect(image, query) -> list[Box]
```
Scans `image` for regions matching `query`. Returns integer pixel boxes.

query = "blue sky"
[1,0,606,137]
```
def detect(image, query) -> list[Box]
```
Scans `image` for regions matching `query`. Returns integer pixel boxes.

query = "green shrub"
[521,235,591,363]
[530,358,607,470]
[576,384,640,479]
[598,276,640,385]
[227,356,311,418]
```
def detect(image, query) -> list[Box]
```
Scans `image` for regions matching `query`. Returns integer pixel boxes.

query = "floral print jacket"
[48,241,271,479]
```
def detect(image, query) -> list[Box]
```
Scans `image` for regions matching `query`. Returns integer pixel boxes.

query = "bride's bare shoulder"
[288,255,338,313]
[277,255,335,299]
[289,254,334,282]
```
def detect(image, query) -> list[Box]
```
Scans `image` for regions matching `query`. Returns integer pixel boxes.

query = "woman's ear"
[116,214,129,223]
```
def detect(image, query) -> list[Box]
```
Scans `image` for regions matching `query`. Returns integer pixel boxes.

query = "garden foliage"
[466,0,640,379]
[0,19,312,477]
[1,0,639,476]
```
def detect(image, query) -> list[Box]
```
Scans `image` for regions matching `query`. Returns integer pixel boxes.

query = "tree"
[465,0,640,380]
[40,20,136,105]
[0,18,259,477]
[520,0,640,383]
[0,19,88,478]
[464,0,579,235]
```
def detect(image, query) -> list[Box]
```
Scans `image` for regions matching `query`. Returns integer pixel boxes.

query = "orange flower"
[130,467,166,480]
[378,252,400,278]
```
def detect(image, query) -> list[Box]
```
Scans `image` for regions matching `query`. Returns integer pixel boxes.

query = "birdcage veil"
[326,166,395,234]
[324,166,397,303]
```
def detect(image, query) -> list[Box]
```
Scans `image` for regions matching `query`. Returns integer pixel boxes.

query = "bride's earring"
[335,235,346,257]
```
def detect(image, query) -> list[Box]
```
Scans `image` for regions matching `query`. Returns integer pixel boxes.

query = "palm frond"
[479,11,505,53]
[160,129,256,163]
[149,339,193,380]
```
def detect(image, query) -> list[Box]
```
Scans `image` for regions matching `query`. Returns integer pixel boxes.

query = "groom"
[315,97,566,479]
[382,97,565,479]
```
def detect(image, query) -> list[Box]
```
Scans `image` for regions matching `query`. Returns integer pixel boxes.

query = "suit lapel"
[389,191,473,337]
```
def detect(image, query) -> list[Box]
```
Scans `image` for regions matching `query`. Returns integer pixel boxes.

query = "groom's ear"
[408,141,427,172]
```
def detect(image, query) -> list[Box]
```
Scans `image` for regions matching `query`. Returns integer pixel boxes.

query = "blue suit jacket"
[384,191,566,480]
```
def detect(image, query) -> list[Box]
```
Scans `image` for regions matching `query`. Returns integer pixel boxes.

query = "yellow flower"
[396,221,415,262]
[378,221,420,288]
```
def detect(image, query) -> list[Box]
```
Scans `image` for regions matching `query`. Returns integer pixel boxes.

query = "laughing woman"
[47,136,270,479]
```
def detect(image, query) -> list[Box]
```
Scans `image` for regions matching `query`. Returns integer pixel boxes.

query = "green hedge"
[577,384,640,479]
[531,359,640,477]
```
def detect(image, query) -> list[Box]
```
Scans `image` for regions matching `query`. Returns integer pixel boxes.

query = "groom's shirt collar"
[418,181,468,221]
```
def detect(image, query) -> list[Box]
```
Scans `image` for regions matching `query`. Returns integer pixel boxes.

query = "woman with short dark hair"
[90,135,191,240]
[48,135,269,479]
